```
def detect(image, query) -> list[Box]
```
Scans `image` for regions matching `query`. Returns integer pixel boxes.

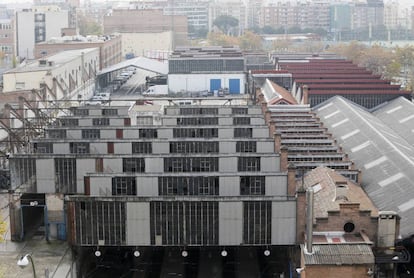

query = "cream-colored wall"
[121,32,173,57]
[2,71,46,92]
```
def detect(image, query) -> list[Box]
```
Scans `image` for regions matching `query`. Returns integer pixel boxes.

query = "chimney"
[302,85,309,105]
[264,108,272,125]
[334,180,348,202]
[280,146,288,172]
[296,186,306,244]
[287,163,296,196]
[268,122,276,138]
[274,132,281,152]
[377,211,399,248]
[305,188,314,254]
[261,101,268,114]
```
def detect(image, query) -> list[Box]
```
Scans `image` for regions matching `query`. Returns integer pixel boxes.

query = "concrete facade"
[2,48,99,101]
[34,34,122,70]
[15,8,70,60]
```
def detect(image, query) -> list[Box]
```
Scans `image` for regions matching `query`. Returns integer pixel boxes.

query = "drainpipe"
[306,188,314,254]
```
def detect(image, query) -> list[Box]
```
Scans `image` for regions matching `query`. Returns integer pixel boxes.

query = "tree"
[261,25,278,34]
[239,31,262,51]
[207,32,239,46]
[213,15,239,36]
[77,13,102,36]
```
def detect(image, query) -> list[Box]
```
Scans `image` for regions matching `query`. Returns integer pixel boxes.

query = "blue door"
[229,79,240,94]
[210,79,221,92]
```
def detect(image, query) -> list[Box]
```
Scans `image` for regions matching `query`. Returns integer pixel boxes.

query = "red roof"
[295,79,389,84]
[306,84,400,90]
[307,90,410,95]
[292,74,381,79]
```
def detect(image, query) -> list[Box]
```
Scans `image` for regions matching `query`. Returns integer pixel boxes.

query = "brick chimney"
[287,163,297,196]
[302,85,309,105]
[274,132,282,152]
[280,146,288,171]
[296,186,306,244]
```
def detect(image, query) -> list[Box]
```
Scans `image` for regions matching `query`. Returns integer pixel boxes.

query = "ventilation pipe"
[305,188,314,254]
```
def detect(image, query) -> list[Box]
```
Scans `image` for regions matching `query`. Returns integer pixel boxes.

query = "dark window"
[232,107,248,114]
[238,157,261,171]
[132,142,152,153]
[59,118,79,126]
[164,157,218,172]
[233,117,250,125]
[236,141,257,153]
[102,109,118,116]
[180,108,218,115]
[70,142,90,154]
[112,177,136,195]
[234,128,252,138]
[170,141,219,153]
[243,201,271,244]
[92,118,110,126]
[150,201,218,245]
[240,176,265,195]
[33,142,53,153]
[82,129,100,139]
[122,158,145,172]
[158,176,219,195]
[73,109,89,116]
[173,128,218,138]
[139,129,158,138]
[177,117,218,125]
[48,129,66,139]
[55,158,76,193]
[74,201,125,245]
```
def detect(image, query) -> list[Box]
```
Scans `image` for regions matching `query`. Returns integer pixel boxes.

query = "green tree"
[213,15,239,36]
[77,13,102,36]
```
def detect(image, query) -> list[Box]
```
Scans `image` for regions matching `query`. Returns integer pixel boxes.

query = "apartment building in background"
[15,6,70,60]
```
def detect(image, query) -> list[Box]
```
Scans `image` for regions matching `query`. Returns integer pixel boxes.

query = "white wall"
[168,73,246,94]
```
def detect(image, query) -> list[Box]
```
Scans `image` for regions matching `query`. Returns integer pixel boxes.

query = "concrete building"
[8,103,298,276]
[168,46,246,94]
[34,34,122,70]
[15,6,70,60]
[0,6,14,58]
[2,48,99,102]
[103,9,188,49]
[209,0,248,34]
[258,0,330,31]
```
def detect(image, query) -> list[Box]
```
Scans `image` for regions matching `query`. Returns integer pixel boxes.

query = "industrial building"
[9,103,299,277]
[278,58,412,109]
[168,46,246,95]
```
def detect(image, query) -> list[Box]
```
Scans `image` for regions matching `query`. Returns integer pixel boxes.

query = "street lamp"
[17,254,37,278]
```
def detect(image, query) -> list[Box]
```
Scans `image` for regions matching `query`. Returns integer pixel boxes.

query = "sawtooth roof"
[314,96,414,237]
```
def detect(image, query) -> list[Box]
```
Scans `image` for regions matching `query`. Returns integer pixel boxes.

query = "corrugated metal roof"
[372,97,414,148]
[302,244,375,265]
[314,96,414,237]
[98,56,168,75]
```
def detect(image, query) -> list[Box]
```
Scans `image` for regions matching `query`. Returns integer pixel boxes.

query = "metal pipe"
[306,188,314,254]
